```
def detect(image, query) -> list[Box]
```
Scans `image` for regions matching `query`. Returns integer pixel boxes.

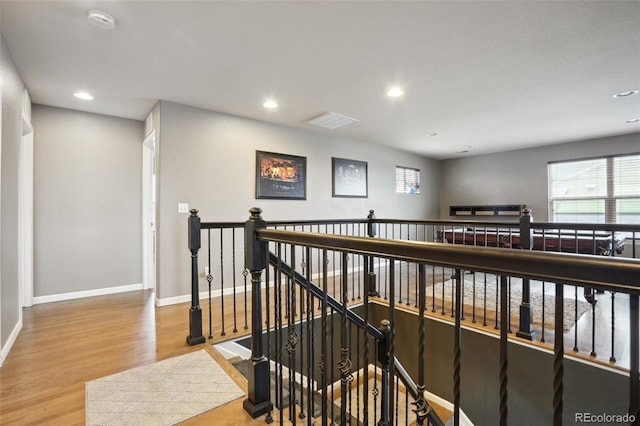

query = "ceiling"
[1,0,639,159]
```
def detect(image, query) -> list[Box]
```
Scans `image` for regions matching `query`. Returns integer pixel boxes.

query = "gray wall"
[32,105,143,297]
[1,34,25,353]
[440,132,640,220]
[155,101,441,301]
[368,303,629,426]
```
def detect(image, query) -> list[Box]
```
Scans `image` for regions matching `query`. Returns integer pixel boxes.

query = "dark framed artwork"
[256,150,306,200]
[332,157,368,198]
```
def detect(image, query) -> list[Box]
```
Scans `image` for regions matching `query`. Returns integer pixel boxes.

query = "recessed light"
[626,118,640,123]
[88,10,116,30]
[74,91,94,100]
[387,87,404,97]
[263,100,278,109]
[613,90,639,98]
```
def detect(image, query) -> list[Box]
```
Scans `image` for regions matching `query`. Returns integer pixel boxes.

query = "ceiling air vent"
[305,112,359,129]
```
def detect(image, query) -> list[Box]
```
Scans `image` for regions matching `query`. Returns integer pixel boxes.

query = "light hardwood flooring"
[0,290,260,425]
[1,280,631,425]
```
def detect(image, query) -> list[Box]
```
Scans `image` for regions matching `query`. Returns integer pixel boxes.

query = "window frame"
[548,153,640,224]
[395,165,420,194]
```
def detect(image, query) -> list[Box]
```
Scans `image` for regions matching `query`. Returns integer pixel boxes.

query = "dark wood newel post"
[243,207,273,418]
[516,207,536,340]
[367,209,379,296]
[187,209,206,345]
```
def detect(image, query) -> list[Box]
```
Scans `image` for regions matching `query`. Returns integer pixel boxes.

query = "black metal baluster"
[406,227,410,306]
[286,245,296,423]
[373,349,379,425]
[507,277,511,333]
[299,249,306,421]
[306,246,314,425]
[553,282,564,426]
[332,225,337,297]
[573,286,579,352]
[265,257,273,423]
[207,229,213,339]
[363,250,370,426]
[232,229,238,333]
[499,275,508,426]
[415,264,429,426]
[276,244,283,422]
[389,261,396,426]
[405,386,409,426]
[610,292,617,363]
[541,281,546,343]
[482,272,488,327]
[340,252,352,425]
[330,302,336,424]
[395,375,400,425]
[321,249,329,426]
[590,293,597,357]
[454,269,463,426]
[356,320,361,425]
[220,228,226,336]
[471,272,476,324]
[441,267,446,316]
[431,263,436,313]
[494,275,499,329]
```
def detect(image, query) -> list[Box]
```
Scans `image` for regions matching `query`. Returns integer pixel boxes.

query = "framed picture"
[332,157,368,198]
[256,150,306,200]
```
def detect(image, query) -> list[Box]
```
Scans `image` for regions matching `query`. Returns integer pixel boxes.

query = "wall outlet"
[177,203,189,213]
[204,266,209,275]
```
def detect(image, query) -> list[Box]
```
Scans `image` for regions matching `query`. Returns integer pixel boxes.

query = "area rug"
[85,349,244,425]
[437,274,591,332]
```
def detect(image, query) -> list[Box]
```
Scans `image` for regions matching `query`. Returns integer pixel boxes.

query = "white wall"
[32,105,143,300]
[440,132,640,220]
[0,33,26,363]
[155,101,441,301]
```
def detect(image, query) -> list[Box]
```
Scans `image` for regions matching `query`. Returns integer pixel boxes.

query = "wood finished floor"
[0,280,630,425]
[0,291,261,425]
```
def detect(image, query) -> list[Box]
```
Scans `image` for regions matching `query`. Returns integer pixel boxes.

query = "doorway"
[142,132,157,293]
[18,113,34,308]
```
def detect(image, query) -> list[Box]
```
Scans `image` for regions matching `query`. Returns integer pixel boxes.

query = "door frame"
[142,131,157,293]
[18,112,34,308]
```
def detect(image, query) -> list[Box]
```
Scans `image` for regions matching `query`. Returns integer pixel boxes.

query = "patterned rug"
[85,349,244,425]
[437,274,591,332]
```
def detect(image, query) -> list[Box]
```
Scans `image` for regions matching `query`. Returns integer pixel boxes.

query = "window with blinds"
[396,166,420,194]
[548,153,640,224]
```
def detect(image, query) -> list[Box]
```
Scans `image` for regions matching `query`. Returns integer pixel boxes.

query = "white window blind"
[396,166,420,194]
[548,154,640,224]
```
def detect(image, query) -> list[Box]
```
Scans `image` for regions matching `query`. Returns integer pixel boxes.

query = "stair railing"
[242,207,640,426]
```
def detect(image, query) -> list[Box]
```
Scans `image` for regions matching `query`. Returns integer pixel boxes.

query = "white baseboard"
[0,317,23,367]
[32,283,144,305]
[155,285,253,307]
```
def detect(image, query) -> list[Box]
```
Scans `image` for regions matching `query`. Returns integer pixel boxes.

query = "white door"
[142,132,157,292]
[18,114,34,307]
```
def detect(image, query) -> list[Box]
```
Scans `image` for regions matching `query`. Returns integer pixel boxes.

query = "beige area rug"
[85,349,244,426]
[437,274,591,331]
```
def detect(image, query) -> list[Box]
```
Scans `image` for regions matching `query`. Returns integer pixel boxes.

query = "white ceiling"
[1,0,639,159]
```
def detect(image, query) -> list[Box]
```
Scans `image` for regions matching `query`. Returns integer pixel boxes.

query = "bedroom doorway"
[18,113,34,308]
[142,132,156,294]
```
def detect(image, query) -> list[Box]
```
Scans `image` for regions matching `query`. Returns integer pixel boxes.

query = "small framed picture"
[332,157,368,198]
[256,150,306,200]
